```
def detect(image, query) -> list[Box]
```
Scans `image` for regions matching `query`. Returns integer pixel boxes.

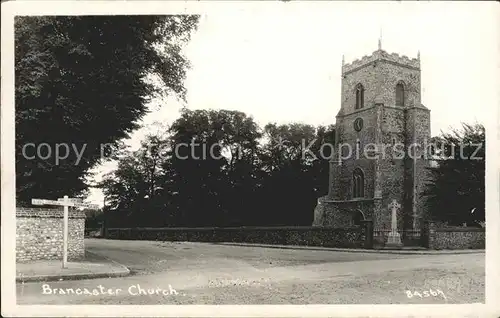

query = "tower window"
[352,168,365,198]
[396,82,405,106]
[355,84,364,109]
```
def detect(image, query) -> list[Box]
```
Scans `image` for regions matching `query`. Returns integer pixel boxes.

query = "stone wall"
[16,207,86,262]
[316,197,378,228]
[341,49,420,112]
[333,106,377,200]
[374,60,421,108]
[404,107,432,229]
[104,225,374,249]
[100,222,482,250]
[428,225,485,250]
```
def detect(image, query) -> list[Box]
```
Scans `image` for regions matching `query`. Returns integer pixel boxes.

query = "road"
[17,239,485,304]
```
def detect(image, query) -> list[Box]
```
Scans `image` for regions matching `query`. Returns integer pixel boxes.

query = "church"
[313,40,431,241]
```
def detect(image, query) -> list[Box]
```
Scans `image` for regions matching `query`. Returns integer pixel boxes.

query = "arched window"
[395,82,405,106]
[352,168,365,198]
[355,84,364,109]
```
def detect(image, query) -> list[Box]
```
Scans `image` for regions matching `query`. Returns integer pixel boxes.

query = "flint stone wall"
[428,225,485,250]
[104,225,373,249]
[16,207,86,262]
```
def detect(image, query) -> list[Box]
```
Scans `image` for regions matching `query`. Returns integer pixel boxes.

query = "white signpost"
[31,196,98,268]
[58,197,83,204]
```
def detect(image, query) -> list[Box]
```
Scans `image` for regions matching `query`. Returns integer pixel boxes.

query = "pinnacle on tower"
[378,27,382,50]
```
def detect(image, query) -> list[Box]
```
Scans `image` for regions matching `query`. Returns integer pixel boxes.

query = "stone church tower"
[313,43,431,235]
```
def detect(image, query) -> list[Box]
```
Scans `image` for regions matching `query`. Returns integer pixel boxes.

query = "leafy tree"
[98,109,336,227]
[15,15,198,204]
[99,133,170,226]
[164,109,262,226]
[83,207,104,229]
[257,123,335,225]
[310,124,336,196]
[423,123,485,225]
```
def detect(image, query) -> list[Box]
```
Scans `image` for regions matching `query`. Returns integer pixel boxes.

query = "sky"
[86,2,499,206]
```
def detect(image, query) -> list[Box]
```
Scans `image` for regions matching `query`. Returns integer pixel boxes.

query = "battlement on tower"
[342,49,420,74]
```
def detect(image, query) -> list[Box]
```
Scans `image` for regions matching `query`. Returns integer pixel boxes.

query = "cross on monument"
[386,199,403,247]
[31,196,98,268]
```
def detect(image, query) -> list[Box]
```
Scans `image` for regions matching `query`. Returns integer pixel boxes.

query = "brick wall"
[16,207,86,262]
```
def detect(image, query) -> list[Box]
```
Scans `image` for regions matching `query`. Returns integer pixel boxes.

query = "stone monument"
[386,199,403,248]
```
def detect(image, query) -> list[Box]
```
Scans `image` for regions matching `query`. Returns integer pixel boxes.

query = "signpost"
[31,196,98,268]
[58,197,83,204]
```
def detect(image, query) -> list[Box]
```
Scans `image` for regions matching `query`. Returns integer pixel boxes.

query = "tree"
[423,122,485,225]
[310,124,336,197]
[164,109,262,226]
[99,132,170,226]
[257,123,335,225]
[98,109,335,227]
[15,15,199,204]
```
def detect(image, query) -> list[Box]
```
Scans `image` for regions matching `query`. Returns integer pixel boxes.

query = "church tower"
[313,44,431,242]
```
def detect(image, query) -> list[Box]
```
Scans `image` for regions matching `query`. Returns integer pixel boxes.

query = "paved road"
[17,239,485,304]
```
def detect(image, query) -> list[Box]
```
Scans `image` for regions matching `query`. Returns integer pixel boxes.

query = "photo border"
[2,1,499,317]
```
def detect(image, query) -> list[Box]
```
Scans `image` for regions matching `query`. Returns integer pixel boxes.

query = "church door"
[352,209,365,226]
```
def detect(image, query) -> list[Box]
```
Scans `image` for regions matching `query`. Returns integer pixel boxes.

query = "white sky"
[86,2,499,205]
